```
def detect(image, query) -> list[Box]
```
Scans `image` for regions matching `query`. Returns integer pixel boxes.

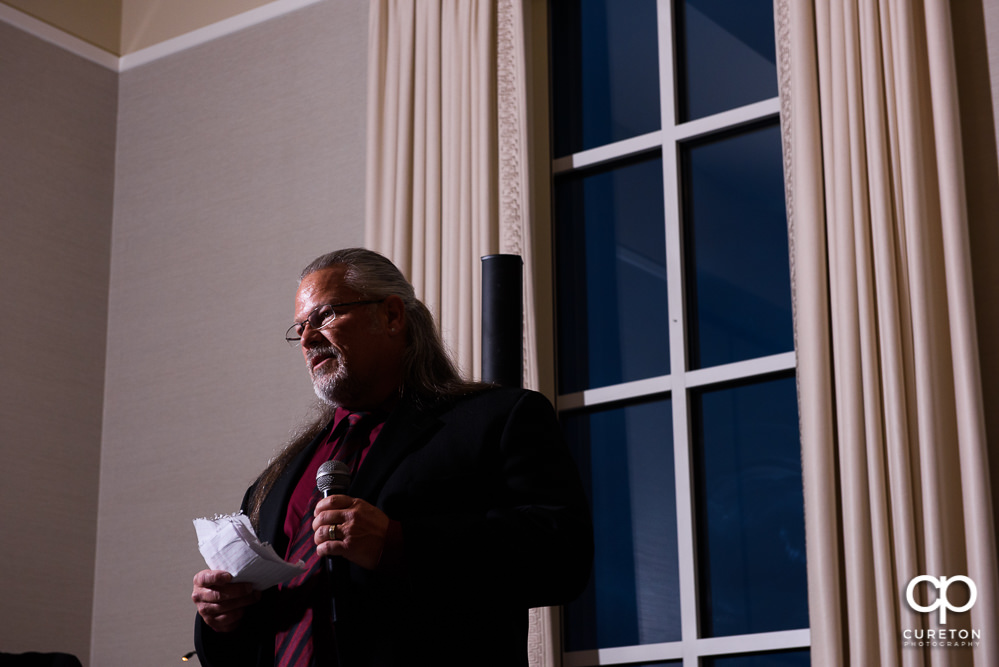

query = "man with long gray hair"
[192,248,593,666]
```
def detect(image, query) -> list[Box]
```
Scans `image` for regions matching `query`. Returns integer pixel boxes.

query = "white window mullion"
[556,375,672,412]
[657,2,700,666]
[563,628,810,666]
[556,353,797,412]
[551,130,663,174]
[564,642,683,666]
[675,96,780,142]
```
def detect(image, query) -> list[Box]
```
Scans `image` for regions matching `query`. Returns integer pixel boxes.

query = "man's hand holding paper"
[193,512,306,591]
[191,569,259,634]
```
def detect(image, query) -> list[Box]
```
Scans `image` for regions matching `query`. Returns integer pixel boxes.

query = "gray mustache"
[307,346,339,364]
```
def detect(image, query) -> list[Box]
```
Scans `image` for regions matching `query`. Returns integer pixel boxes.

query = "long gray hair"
[247,248,486,529]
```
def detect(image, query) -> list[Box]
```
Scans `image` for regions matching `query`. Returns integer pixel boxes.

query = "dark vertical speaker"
[481,254,523,387]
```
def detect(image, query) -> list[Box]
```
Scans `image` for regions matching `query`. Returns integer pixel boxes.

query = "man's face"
[294,266,402,410]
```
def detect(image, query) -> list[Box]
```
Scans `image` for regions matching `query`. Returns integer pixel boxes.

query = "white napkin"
[193,512,307,590]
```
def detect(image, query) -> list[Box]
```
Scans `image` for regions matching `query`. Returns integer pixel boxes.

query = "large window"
[550,1,809,665]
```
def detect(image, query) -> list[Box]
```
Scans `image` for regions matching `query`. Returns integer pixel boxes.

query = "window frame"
[549,1,810,664]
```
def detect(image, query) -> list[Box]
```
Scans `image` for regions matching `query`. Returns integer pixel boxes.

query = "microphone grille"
[316,459,351,495]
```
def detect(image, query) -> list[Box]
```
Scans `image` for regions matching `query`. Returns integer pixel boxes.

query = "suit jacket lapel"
[350,395,445,503]
[256,423,333,555]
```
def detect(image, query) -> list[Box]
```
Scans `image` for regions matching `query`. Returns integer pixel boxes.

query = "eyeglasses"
[285,299,385,344]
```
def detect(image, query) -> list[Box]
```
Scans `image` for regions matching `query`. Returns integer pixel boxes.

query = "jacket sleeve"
[194,613,264,667]
[193,485,271,667]
[398,389,594,608]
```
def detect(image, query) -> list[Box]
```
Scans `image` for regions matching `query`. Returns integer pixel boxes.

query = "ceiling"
[0,0,278,55]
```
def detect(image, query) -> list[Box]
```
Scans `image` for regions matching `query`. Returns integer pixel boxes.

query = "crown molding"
[0,0,324,73]
[0,4,119,69]
[119,0,324,71]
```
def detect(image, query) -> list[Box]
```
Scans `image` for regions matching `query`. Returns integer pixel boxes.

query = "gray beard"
[309,346,361,407]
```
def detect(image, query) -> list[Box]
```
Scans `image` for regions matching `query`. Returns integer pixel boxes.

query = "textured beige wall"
[0,20,117,663]
[89,1,368,664]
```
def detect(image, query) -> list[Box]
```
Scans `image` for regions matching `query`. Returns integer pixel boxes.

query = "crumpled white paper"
[193,512,306,590]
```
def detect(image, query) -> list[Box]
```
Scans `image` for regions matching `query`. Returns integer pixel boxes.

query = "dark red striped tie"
[275,412,372,667]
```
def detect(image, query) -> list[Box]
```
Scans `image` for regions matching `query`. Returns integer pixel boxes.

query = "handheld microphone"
[316,459,351,497]
[316,460,351,576]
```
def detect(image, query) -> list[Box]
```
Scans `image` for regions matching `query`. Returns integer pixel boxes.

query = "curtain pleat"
[367,0,499,380]
[923,0,999,659]
[779,0,999,663]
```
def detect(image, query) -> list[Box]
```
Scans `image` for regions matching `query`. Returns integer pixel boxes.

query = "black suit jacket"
[196,386,593,667]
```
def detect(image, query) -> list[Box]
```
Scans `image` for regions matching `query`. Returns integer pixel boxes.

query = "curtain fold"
[365,1,553,663]
[366,0,507,381]
[778,0,998,664]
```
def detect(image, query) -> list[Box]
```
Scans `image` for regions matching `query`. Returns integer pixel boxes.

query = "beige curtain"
[365,0,543,392]
[777,0,998,665]
[365,1,555,664]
